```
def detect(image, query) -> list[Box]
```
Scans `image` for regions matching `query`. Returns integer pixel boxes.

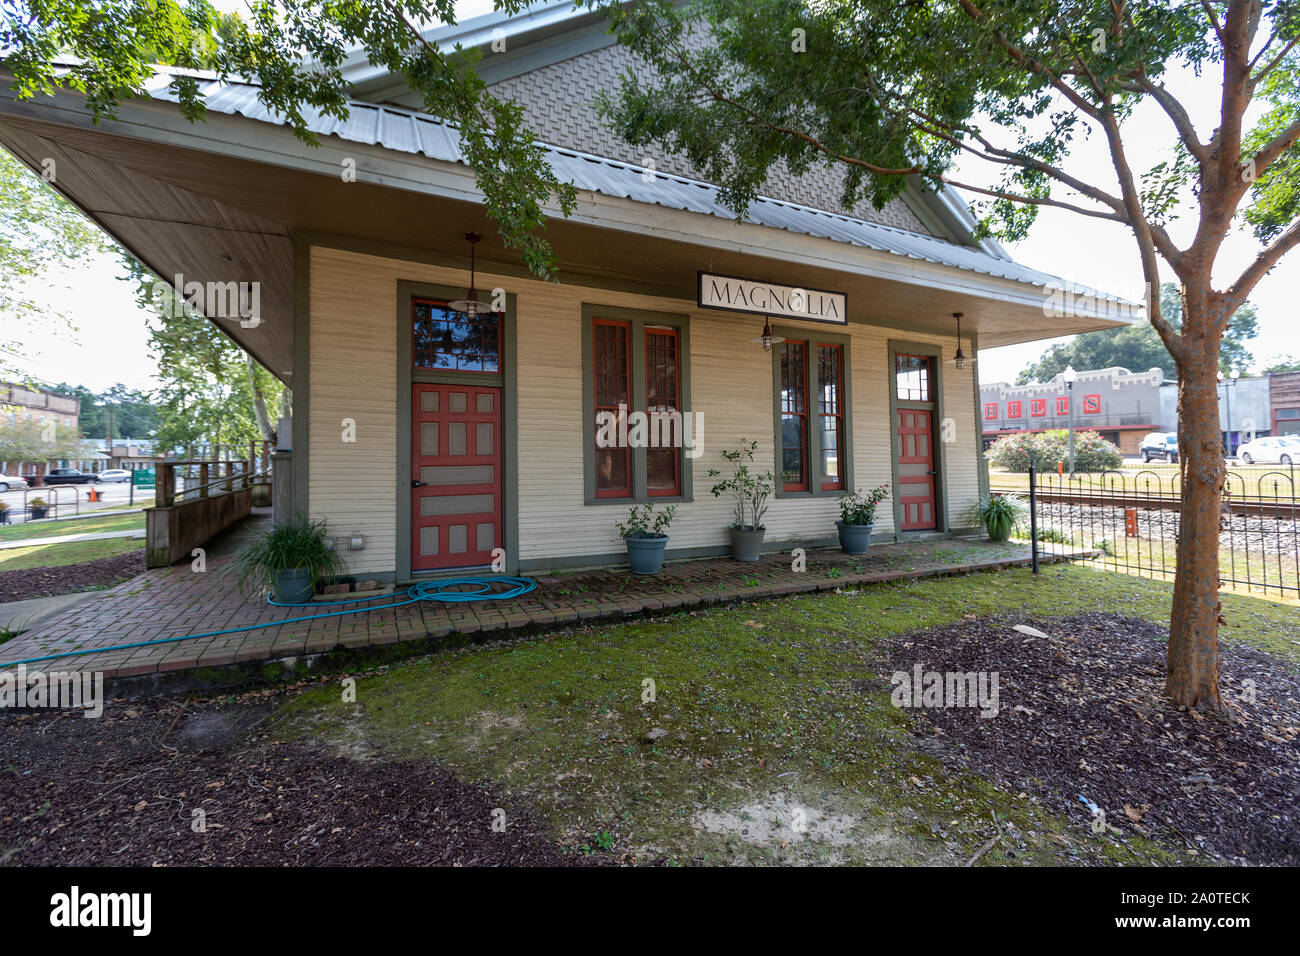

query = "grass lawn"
[0,537,143,571]
[275,564,1298,865]
[0,512,144,543]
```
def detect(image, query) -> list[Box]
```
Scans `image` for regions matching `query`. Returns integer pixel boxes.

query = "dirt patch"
[878,612,1300,865]
[0,549,144,601]
[0,692,607,866]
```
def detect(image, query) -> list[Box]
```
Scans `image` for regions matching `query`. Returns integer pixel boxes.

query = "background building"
[1270,370,1300,438]
[980,367,1165,456]
[2,381,79,431]
[983,366,1286,458]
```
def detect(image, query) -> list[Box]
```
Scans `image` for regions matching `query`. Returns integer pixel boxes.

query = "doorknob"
[411,479,426,488]
[927,470,937,476]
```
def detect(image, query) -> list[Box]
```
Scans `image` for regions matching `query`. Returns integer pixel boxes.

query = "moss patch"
[273,565,1291,865]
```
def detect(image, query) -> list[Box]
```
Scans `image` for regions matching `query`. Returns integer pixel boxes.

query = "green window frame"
[771,327,853,498]
[581,304,693,505]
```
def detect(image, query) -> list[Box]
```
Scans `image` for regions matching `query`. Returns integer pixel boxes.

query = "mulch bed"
[0,692,607,866]
[879,613,1300,865]
[0,549,144,602]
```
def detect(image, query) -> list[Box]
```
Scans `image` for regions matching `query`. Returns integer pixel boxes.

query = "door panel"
[897,407,937,531]
[412,383,502,570]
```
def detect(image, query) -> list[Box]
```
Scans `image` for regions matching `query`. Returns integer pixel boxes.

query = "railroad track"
[991,487,1300,519]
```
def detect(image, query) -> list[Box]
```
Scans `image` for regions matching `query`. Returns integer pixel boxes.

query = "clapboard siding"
[306,245,982,572]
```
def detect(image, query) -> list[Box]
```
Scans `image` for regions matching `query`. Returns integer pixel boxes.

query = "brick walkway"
[0,513,1053,682]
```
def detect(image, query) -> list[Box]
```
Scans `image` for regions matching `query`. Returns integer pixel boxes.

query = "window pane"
[895,354,931,402]
[780,342,807,490]
[595,446,629,495]
[645,327,680,496]
[818,344,843,490]
[647,448,677,493]
[413,299,500,373]
[594,321,630,496]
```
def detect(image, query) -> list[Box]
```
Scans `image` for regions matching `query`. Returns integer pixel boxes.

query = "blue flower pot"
[836,521,874,555]
[625,535,669,574]
[274,567,315,604]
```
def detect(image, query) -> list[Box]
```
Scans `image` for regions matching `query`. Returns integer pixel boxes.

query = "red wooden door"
[896,408,937,530]
[412,383,502,570]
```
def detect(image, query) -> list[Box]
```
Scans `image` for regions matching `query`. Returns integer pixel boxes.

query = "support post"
[1029,462,1039,574]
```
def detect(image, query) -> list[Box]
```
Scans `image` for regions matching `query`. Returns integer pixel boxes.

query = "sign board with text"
[697,272,847,325]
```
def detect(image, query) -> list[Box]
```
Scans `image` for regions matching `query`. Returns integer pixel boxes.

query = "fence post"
[1029,462,1039,574]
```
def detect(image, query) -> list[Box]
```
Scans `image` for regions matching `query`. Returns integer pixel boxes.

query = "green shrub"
[232,517,346,598]
[987,429,1121,472]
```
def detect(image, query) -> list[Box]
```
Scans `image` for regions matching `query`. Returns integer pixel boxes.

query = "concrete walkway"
[0,514,1070,686]
[0,591,100,634]
[0,528,145,550]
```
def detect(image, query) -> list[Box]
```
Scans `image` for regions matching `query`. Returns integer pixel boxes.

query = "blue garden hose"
[3,576,537,667]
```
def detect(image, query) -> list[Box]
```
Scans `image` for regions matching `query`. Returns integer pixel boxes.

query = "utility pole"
[1063,365,1077,477]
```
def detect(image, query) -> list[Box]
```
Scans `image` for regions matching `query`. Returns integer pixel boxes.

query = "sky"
[4,2,1296,393]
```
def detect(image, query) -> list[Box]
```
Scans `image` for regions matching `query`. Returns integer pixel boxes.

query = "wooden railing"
[145,441,274,567]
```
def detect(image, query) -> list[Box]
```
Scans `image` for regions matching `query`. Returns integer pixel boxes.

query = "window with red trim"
[984,402,998,420]
[413,299,500,372]
[1082,393,1101,414]
[817,343,844,491]
[593,320,630,497]
[1030,398,1047,417]
[645,326,680,497]
[1056,396,1070,415]
[780,341,808,492]
[1007,400,1023,418]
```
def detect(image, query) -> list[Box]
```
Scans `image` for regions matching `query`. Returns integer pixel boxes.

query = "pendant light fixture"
[447,232,495,318]
[949,312,974,369]
[748,315,787,352]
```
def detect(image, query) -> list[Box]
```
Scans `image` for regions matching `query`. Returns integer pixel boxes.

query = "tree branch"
[1224,216,1300,314]
[1251,117,1300,178]
[938,176,1126,222]
[1127,75,1208,163]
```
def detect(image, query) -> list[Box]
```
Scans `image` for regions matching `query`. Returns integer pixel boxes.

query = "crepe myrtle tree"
[589,0,1300,711]
[1,0,578,277]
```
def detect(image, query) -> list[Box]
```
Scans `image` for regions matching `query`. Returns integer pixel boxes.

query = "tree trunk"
[245,354,276,442]
[1166,304,1225,711]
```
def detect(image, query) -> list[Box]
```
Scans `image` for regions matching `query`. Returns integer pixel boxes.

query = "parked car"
[96,469,132,483]
[0,473,30,492]
[42,468,95,485]
[1139,432,1180,463]
[1236,436,1299,465]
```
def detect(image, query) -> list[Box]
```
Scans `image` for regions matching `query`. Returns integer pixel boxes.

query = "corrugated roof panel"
[141,71,1125,303]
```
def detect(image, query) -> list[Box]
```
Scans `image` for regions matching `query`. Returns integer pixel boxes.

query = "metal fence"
[999,465,1299,601]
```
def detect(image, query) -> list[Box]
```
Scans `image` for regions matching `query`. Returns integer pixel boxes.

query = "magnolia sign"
[697,272,846,325]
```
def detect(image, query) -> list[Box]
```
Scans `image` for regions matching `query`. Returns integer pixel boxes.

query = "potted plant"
[28,497,48,520]
[233,516,346,604]
[836,484,890,554]
[708,439,773,562]
[965,493,1027,542]
[616,503,676,575]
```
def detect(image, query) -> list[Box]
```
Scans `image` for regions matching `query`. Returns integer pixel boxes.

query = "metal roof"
[144,72,1130,305]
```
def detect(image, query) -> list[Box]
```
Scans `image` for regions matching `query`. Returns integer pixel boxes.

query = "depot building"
[0,1,1133,580]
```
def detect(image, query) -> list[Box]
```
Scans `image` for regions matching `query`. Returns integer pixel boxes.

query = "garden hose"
[2,576,538,667]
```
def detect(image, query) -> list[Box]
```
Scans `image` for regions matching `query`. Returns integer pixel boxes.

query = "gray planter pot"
[836,520,875,555]
[625,535,669,575]
[274,567,315,604]
[729,526,766,562]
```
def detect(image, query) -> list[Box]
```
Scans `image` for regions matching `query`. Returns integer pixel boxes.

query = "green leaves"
[2,0,577,278]
[588,0,1297,262]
